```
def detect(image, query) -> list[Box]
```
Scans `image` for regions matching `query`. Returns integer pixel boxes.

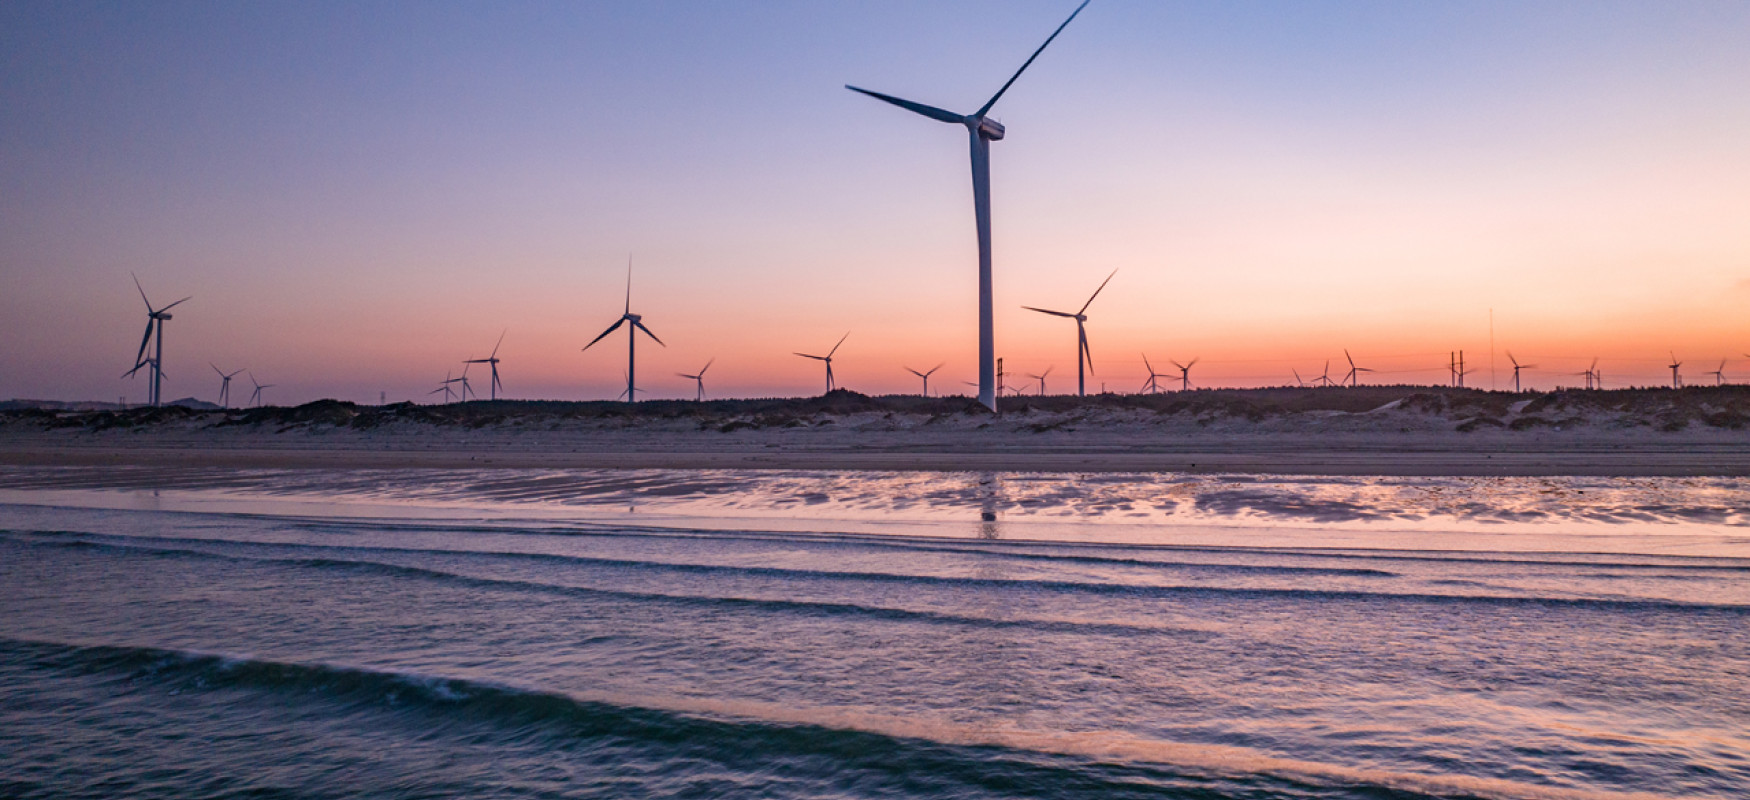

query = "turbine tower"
[1171,358,1199,391]
[905,363,945,397]
[464,331,506,401]
[123,274,190,407]
[848,0,1091,412]
[583,260,665,402]
[1507,351,1535,393]
[1668,353,1682,388]
[677,358,715,402]
[1023,268,1116,397]
[211,364,244,409]
[795,333,850,393]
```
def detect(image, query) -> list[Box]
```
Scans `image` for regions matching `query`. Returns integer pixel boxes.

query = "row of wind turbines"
[118,2,1742,407]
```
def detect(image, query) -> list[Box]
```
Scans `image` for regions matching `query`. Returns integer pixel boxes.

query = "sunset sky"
[3,1,1748,404]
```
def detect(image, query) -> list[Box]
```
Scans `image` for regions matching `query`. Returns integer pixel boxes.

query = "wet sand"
[2,441,1745,476]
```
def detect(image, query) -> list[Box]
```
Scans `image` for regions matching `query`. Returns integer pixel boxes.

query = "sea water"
[1,466,1746,799]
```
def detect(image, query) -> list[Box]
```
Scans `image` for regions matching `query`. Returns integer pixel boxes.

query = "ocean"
[1,466,1746,799]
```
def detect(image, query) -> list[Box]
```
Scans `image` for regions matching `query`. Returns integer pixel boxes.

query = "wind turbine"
[455,363,481,402]
[247,372,273,408]
[429,371,460,404]
[1706,359,1727,386]
[848,0,1092,412]
[677,358,715,401]
[1141,354,1168,394]
[795,333,850,394]
[1668,353,1682,388]
[464,331,506,401]
[583,259,664,403]
[1023,268,1117,397]
[1027,366,1054,396]
[1571,358,1599,390]
[905,363,945,396]
[1506,352,1535,393]
[211,364,244,408]
[1292,368,1305,388]
[1170,358,1198,391]
[1343,350,1372,387]
[123,274,190,407]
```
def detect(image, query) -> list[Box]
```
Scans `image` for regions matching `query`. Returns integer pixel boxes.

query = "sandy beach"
[5,388,1749,476]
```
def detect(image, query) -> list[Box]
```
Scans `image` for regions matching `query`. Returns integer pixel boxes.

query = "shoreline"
[3,443,1746,476]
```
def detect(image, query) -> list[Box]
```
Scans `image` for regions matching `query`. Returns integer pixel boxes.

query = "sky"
[3,0,1748,404]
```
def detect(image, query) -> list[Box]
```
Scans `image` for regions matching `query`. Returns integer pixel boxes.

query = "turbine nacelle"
[975,117,1006,140]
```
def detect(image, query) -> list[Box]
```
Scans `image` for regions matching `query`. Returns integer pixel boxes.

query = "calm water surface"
[1,466,1746,799]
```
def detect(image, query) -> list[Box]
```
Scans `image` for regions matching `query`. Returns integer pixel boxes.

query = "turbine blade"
[906,368,924,378]
[633,320,665,346]
[491,329,506,358]
[133,320,156,367]
[928,362,944,375]
[1080,326,1094,375]
[1188,357,1200,368]
[845,85,962,124]
[795,353,826,361]
[700,358,714,375]
[1022,306,1077,318]
[582,318,627,350]
[625,256,632,315]
[827,332,850,357]
[1141,353,1153,373]
[131,272,155,313]
[158,296,192,312]
[975,0,1092,118]
[1077,267,1117,315]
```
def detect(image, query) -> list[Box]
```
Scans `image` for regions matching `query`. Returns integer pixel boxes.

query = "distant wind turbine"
[1023,268,1117,397]
[429,371,460,404]
[905,363,945,397]
[677,358,715,401]
[1027,366,1054,396]
[464,331,506,401]
[211,364,244,409]
[1572,358,1599,390]
[1170,358,1198,391]
[1343,350,1372,388]
[1141,354,1168,394]
[1310,361,1335,388]
[1507,352,1535,393]
[847,0,1092,412]
[1668,353,1683,388]
[795,333,850,393]
[457,363,477,402]
[247,372,273,408]
[583,259,664,403]
[123,274,190,407]
[1706,359,1726,386]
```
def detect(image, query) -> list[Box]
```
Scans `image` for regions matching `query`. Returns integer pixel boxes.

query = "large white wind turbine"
[1023,268,1116,397]
[848,0,1091,413]
[583,260,665,402]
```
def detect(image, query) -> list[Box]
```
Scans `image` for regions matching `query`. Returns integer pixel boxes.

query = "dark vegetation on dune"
[5,386,1750,434]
